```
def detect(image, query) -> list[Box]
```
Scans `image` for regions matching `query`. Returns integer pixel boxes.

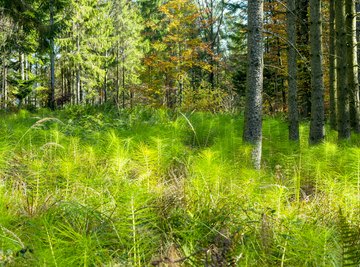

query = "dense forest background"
[0,0,247,111]
[0,0,327,115]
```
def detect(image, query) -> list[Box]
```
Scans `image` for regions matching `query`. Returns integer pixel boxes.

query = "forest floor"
[0,106,359,266]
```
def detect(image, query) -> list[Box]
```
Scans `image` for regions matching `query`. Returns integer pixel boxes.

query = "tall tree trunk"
[287,0,299,141]
[48,0,55,110]
[209,0,215,89]
[25,57,29,105]
[243,0,263,170]
[346,0,360,133]
[297,0,311,118]
[19,53,25,109]
[20,53,25,81]
[329,0,337,130]
[309,0,325,144]
[34,62,38,107]
[76,32,81,104]
[336,0,350,139]
[357,2,360,90]
[122,53,125,109]
[116,43,120,105]
[2,57,7,109]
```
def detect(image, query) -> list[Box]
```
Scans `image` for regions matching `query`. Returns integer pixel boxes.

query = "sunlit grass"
[0,107,359,266]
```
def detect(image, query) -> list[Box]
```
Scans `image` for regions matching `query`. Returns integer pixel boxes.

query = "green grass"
[0,106,359,266]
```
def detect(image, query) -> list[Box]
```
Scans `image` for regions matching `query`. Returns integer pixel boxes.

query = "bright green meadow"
[0,106,359,266]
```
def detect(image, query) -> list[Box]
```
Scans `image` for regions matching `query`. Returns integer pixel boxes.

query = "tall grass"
[0,107,358,266]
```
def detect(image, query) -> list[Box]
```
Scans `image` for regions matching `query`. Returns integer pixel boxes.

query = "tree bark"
[336,0,351,139]
[346,0,360,133]
[329,0,337,130]
[76,32,81,104]
[20,53,25,81]
[48,0,55,110]
[296,0,311,118]
[309,0,325,144]
[357,2,360,91]
[2,57,7,109]
[287,0,299,141]
[243,0,263,170]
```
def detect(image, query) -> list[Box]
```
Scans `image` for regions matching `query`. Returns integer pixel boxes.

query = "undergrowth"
[0,106,359,266]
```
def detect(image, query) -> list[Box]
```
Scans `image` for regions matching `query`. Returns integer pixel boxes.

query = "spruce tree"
[309,0,325,144]
[243,0,263,169]
[329,0,337,130]
[346,0,360,133]
[287,0,299,141]
[336,0,350,139]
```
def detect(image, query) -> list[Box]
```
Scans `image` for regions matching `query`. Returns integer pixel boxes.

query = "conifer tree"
[336,0,350,139]
[287,0,299,141]
[329,0,337,130]
[309,0,325,144]
[58,0,113,104]
[346,0,360,133]
[243,0,263,169]
[297,0,311,118]
[110,0,145,108]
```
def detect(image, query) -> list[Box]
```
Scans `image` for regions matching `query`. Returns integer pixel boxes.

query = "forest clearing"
[1,0,360,266]
[0,107,359,266]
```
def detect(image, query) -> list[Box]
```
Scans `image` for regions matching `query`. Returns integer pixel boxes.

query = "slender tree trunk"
[243,0,263,170]
[346,0,360,133]
[357,2,360,89]
[104,70,107,103]
[68,70,73,105]
[48,0,55,110]
[76,31,81,104]
[2,57,7,109]
[61,67,64,104]
[76,69,80,104]
[287,0,299,141]
[336,0,350,139]
[34,62,38,107]
[19,53,25,109]
[25,57,29,105]
[309,0,325,144]
[122,54,125,109]
[116,43,120,105]
[297,0,311,118]
[209,0,215,89]
[329,0,337,130]
[20,53,25,81]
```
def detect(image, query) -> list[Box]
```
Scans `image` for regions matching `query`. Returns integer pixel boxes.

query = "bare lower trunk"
[20,53,25,81]
[329,0,337,130]
[297,0,311,118]
[309,0,325,144]
[104,72,107,103]
[357,2,360,93]
[336,0,350,139]
[122,54,125,108]
[76,33,81,104]
[346,0,360,133]
[243,0,263,170]
[49,37,55,109]
[48,0,56,109]
[287,0,299,141]
[2,58,7,109]
[76,69,80,104]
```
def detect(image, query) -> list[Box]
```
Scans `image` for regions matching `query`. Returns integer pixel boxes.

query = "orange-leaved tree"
[141,0,212,108]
